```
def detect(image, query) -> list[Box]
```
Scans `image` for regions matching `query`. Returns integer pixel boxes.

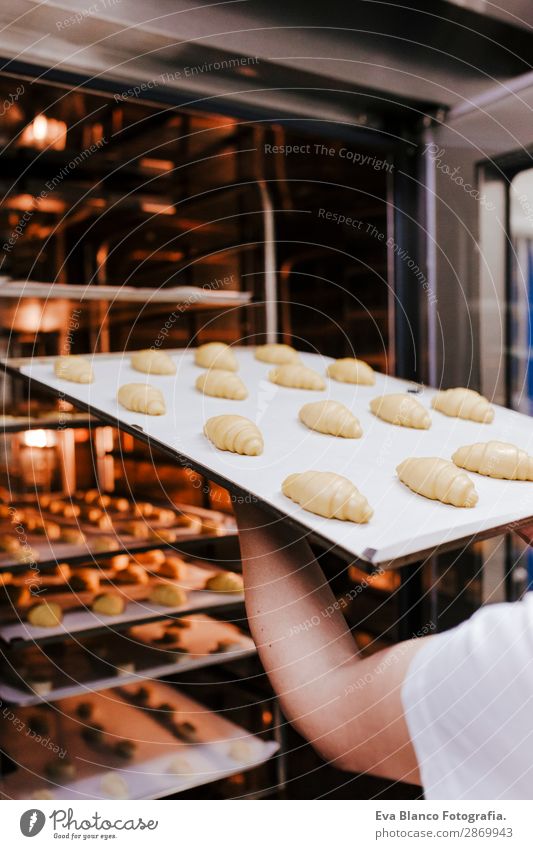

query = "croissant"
[255,343,300,364]
[370,394,431,429]
[117,383,166,415]
[452,441,533,481]
[327,358,375,386]
[269,364,325,391]
[299,400,362,438]
[397,457,478,508]
[130,348,175,375]
[194,342,238,372]
[204,415,263,455]
[54,356,94,384]
[195,369,247,400]
[431,388,494,423]
[282,471,373,523]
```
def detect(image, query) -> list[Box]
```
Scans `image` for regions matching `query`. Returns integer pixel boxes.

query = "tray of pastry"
[7,347,533,567]
[0,494,236,573]
[0,552,245,646]
[0,614,256,706]
[0,682,278,800]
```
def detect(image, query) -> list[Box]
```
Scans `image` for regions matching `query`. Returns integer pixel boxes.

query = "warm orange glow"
[23,429,56,448]
[20,114,67,150]
[262,709,273,725]
[141,202,176,216]
[139,158,174,172]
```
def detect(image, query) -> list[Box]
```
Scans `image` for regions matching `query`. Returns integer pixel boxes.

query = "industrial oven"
[1,0,533,801]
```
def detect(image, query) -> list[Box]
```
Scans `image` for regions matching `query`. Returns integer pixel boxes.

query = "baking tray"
[0,615,256,706]
[6,348,533,568]
[0,561,244,646]
[0,683,278,800]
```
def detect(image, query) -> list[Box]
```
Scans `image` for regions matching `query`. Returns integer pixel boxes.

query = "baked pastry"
[158,556,187,579]
[54,355,94,384]
[431,387,494,423]
[228,739,256,763]
[130,348,176,375]
[194,342,238,372]
[149,583,187,607]
[110,497,129,513]
[109,553,130,570]
[100,772,129,799]
[396,457,479,507]
[149,528,177,543]
[15,545,40,565]
[370,394,431,429]
[152,507,175,525]
[135,549,166,566]
[269,364,325,391]
[114,564,148,585]
[0,572,12,586]
[62,504,80,519]
[452,441,533,480]
[92,592,125,615]
[27,601,63,628]
[0,534,21,554]
[195,369,247,400]
[166,755,193,775]
[91,535,112,551]
[133,501,154,517]
[204,415,263,456]
[327,357,375,386]
[54,562,71,581]
[69,569,100,592]
[282,471,373,523]
[117,383,166,415]
[299,400,362,438]
[205,571,244,593]
[255,343,300,365]
[121,521,149,539]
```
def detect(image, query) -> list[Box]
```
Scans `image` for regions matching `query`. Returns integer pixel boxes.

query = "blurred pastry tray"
[0,561,244,646]
[0,681,277,800]
[0,615,256,706]
[0,503,236,574]
[6,347,533,568]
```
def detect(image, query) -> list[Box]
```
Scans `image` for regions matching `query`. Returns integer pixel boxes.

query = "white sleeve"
[402,592,533,799]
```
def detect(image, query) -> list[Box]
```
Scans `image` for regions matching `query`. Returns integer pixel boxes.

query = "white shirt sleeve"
[402,592,533,799]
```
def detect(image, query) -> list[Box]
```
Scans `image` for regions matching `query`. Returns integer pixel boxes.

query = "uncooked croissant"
[299,400,362,438]
[269,364,325,391]
[194,342,238,371]
[255,343,300,364]
[195,369,247,400]
[431,388,494,423]
[118,383,166,415]
[327,358,375,386]
[282,471,373,523]
[54,356,94,384]
[204,415,263,455]
[370,394,430,429]
[397,457,478,507]
[130,348,176,375]
[452,441,533,480]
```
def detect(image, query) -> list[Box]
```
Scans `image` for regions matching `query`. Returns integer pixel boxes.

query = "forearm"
[235,501,422,783]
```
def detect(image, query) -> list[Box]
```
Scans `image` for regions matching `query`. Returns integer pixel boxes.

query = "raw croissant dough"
[269,364,325,391]
[195,369,247,400]
[452,441,533,480]
[194,342,238,371]
[204,415,263,455]
[118,383,166,415]
[282,471,373,523]
[431,388,494,423]
[370,394,431,429]
[255,343,300,364]
[299,400,362,438]
[327,357,375,386]
[54,355,94,384]
[397,457,478,507]
[130,348,176,375]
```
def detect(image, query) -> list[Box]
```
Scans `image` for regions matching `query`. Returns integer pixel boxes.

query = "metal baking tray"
[0,614,256,706]
[5,348,533,568]
[0,561,244,647]
[0,682,278,800]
